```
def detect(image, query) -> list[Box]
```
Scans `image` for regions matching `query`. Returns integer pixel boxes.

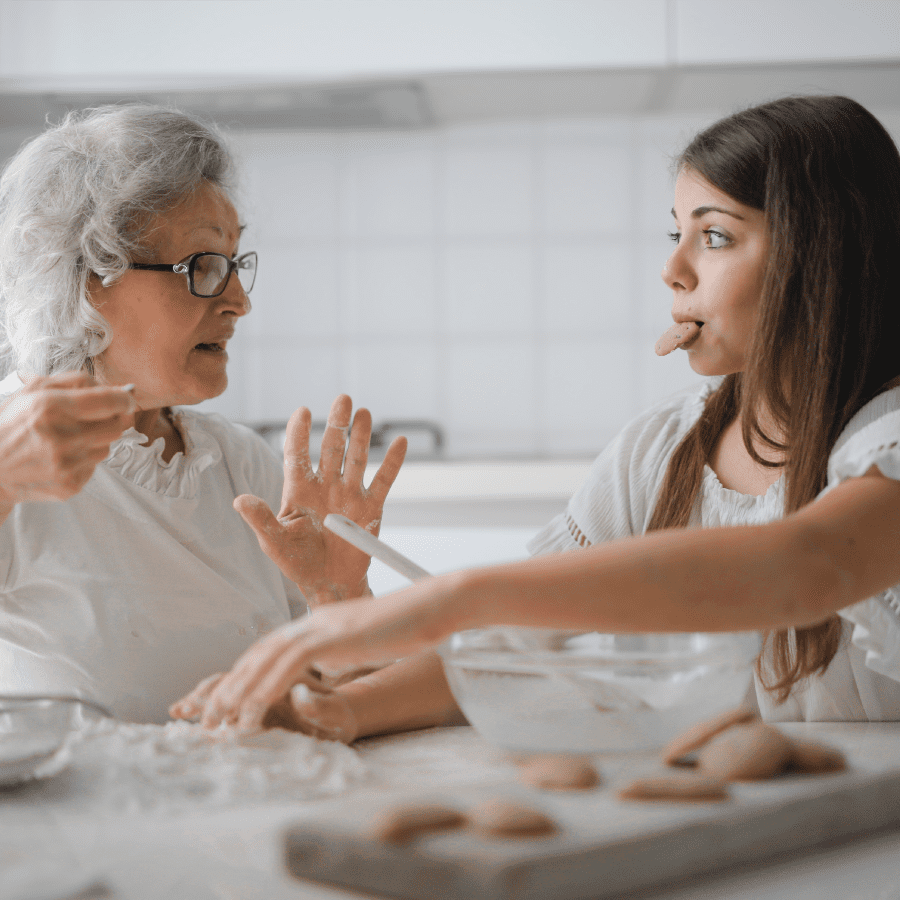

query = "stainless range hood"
[1,60,899,133]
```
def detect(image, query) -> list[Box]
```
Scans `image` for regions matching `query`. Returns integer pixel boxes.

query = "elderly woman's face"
[90,180,249,408]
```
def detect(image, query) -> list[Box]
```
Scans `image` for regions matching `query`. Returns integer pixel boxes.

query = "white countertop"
[3,722,899,900]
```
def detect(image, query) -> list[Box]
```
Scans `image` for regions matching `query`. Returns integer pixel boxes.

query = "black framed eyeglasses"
[131,251,257,298]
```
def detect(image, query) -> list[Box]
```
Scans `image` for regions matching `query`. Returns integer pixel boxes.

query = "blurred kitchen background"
[1,0,899,549]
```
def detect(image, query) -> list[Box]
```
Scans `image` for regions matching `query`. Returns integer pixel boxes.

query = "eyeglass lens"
[192,253,257,297]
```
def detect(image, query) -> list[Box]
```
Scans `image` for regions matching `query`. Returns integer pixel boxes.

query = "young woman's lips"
[655,321,702,356]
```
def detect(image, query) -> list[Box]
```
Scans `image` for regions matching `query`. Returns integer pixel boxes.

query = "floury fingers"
[655,321,701,356]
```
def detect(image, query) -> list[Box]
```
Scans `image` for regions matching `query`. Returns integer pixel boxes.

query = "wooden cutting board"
[283,750,900,900]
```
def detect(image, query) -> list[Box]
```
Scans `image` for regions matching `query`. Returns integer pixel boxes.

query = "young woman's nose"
[661,243,697,292]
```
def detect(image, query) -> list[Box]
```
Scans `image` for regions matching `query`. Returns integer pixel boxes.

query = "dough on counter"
[516,754,600,791]
[662,706,757,766]
[697,722,794,781]
[370,802,467,845]
[468,798,558,837]
[618,774,729,802]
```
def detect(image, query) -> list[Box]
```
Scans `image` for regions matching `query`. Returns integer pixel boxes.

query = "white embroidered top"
[0,372,306,724]
[527,378,900,722]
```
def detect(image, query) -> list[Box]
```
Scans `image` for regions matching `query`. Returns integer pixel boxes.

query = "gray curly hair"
[0,104,236,376]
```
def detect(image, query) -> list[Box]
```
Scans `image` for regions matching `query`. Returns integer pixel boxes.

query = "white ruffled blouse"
[528,378,900,722]
[0,373,306,724]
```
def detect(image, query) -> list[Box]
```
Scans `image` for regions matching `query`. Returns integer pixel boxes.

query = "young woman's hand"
[183,574,466,731]
[0,372,135,508]
[234,395,406,605]
[169,673,359,743]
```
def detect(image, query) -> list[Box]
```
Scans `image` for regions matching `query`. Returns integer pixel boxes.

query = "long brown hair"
[646,96,900,701]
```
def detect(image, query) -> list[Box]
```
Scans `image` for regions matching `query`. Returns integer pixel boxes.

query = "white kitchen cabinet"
[0,0,668,84]
[675,0,900,65]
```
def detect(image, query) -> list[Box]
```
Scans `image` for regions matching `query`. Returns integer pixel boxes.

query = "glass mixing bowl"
[0,695,110,786]
[439,629,761,753]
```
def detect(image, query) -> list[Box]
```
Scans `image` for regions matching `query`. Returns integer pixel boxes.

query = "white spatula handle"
[324,514,432,582]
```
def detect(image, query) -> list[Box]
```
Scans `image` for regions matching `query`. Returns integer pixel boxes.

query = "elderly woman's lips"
[655,321,702,356]
[194,342,226,352]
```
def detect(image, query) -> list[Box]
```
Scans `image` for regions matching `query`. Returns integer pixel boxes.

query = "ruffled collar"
[702,463,785,511]
[105,408,222,499]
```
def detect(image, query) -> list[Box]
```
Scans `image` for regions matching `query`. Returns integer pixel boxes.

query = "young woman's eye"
[667,231,681,244]
[704,229,731,249]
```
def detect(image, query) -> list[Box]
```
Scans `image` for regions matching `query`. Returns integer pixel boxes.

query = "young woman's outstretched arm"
[186,465,900,730]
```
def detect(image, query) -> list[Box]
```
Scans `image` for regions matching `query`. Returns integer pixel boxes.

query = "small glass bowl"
[0,695,109,786]
[439,629,761,753]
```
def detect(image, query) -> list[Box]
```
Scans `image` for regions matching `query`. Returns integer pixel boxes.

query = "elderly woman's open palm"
[234,395,406,606]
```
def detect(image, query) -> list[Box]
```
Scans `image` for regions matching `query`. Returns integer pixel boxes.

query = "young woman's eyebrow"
[669,206,746,222]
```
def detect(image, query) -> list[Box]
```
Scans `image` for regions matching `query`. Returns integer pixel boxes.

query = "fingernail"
[237,706,263,731]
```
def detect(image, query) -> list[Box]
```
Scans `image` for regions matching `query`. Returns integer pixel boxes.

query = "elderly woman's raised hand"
[0,372,136,508]
[234,395,406,606]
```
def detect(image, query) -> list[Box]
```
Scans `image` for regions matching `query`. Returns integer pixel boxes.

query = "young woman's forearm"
[337,650,466,740]
[457,518,854,635]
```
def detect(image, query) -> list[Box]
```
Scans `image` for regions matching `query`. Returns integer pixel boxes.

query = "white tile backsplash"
[220,115,746,455]
[539,338,639,454]
[342,139,437,238]
[443,340,537,455]
[540,141,634,234]
[442,241,535,336]
[240,139,341,241]
[246,241,340,339]
[540,240,634,335]
[342,243,437,337]
[343,340,439,420]
[440,140,535,237]
[245,339,342,422]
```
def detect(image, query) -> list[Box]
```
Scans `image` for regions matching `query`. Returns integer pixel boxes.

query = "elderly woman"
[0,104,404,723]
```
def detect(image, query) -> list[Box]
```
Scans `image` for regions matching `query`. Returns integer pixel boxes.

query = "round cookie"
[662,706,757,766]
[517,754,600,791]
[655,320,701,356]
[618,774,729,802]
[787,738,847,774]
[697,722,793,781]
[468,799,558,838]
[370,802,467,845]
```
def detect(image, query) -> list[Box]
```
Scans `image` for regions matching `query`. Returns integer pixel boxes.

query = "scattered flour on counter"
[61,719,367,812]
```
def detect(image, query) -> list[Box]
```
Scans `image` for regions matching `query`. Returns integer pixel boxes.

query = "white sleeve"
[828,408,900,683]
[527,381,712,557]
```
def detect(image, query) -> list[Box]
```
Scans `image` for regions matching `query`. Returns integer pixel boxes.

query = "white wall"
[184,106,899,458]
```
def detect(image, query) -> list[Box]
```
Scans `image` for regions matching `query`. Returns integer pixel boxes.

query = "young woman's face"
[662,168,769,376]
[90,181,250,409]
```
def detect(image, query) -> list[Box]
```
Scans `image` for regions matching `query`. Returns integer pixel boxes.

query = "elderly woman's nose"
[220,280,251,316]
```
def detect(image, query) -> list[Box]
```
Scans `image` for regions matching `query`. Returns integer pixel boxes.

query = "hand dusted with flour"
[233,395,406,607]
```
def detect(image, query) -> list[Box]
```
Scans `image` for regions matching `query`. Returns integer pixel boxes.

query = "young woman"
[176,95,900,736]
